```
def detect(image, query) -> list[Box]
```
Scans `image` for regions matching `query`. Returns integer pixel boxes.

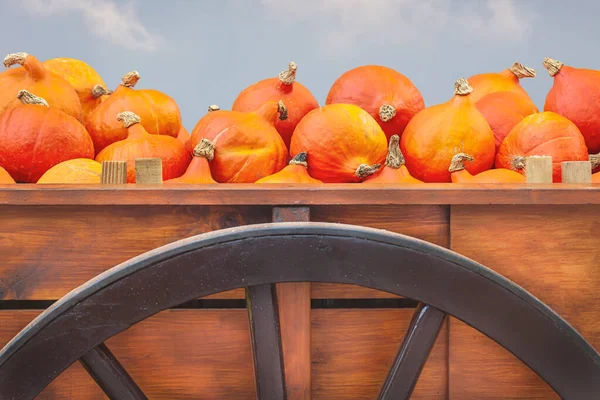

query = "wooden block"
[135,158,162,184]
[561,161,592,183]
[525,156,553,183]
[449,205,600,398]
[100,161,127,184]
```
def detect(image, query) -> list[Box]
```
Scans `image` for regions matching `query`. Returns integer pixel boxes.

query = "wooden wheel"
[0,222,598,399]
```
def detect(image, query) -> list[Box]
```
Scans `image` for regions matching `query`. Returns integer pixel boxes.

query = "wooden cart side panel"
[449,205,600,399]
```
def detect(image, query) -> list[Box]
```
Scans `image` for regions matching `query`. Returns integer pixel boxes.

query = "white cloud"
[20,0,161,52]
[260,0,534,52]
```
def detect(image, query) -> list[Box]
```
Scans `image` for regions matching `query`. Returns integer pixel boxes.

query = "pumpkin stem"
[3,52,28,68]
[121,70,140,88]
[289,152,308,168]
[589,153,600,169]
[379,104,396,123]
[91,84,112,99]
[384,135,405,169]
[512,156,526,170]
[278,61,297,85]
[454,78,473,96]
[278,100,288,121]
[208,105,220,112]
[117,111,141,128]
[17,90,49,107]
[449,153,474,173]
[509,62,536,79]
[543,58,564,77]
[356,163,381,179]
[192,139,215,161]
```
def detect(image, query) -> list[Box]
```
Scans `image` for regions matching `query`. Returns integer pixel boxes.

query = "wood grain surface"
[449,205,600,399]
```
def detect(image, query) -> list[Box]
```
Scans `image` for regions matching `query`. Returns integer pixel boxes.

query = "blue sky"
[1,0,599,131]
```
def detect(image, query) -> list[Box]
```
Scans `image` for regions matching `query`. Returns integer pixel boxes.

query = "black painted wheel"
[0,222,598,399]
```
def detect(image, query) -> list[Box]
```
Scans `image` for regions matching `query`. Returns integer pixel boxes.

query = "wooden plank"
[2,184,600,206]
[311,205,449,299]
[0,309,446,399]
[449,205,600,399]
[0,205,271,300]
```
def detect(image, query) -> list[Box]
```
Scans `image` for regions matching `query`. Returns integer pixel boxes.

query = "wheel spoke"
[246,284,287,400]
[377,303,446,400]
[79,342,147,400]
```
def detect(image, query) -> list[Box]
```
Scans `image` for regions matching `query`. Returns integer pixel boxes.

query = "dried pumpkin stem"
[379,104,396,123]
[589,153,600,169]
[385,135,404,169]
[278,61,297,85]
[91,84,112,99]
[509,62,536,79]
[3,52,28,68]
[454,78,473,96]
[117,111,141,128]
[289,152,308,168]
[16,90,49,107]
[448,153,474,173]
[277,100,288,121]
[543,58,564,77]
[208,105,220,112]
[121,70,140,88]
[192,139,215,161]
[356,163,381,179]
[512,156,526,170]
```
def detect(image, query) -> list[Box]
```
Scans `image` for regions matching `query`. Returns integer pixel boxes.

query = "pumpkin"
[468,62,536,103]
[0,90,94,183]
[495,111,589,182]
[543,57,600,154]
[86,70,182,154]
[0,166,15,184]
[42,57,112,126]
[255,152,322,184]
[95,111,191,183]
[475,91,538,152]
[188,101,288,183]
[165,139,216,184]
[0,52,81,120]
[325,65,424,140]
[290,103,388,183]
[232,62,319,148]
[449,153,525,183]
[363,135,422,184]
[177,106,220,146]
[593,172,600,183]
[400,78,495,183]
[37,158,101,184]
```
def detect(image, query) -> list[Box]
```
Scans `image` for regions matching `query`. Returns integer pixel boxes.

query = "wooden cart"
[0,178,599,399]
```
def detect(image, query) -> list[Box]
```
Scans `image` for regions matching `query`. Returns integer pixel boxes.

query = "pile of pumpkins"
[0,51,599,185]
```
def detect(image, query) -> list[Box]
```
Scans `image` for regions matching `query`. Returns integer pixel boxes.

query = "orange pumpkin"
[0,52,81,120]
[87,70,182,154]
[449,153,525,183]
[468,62,536,103]
[400,78,495,183]
[232,62,319,148]
[543,57,600,154]
[325,65,425,140]
[95,111,191,183]
[0,166,15,184]
[37,158,101,184]
[496,111,589,182]
[363,135,422,184]
[188,101,288,183]
[0,90,94,183]
[177,125,190,145]
[475,91,538,152]
[165,139,217,184]
[290,103,388,183]
[255,152,322,184]
[42,57,112,126]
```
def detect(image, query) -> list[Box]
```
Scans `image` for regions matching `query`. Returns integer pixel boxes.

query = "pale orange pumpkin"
[0,166,15,184]
[449,153,525,183]
[363,135,423,184]
[400,78,496,183]
[468,62,536,103]
[165,139,217,184]
[37,158,102,184]
[255,152,322,184]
